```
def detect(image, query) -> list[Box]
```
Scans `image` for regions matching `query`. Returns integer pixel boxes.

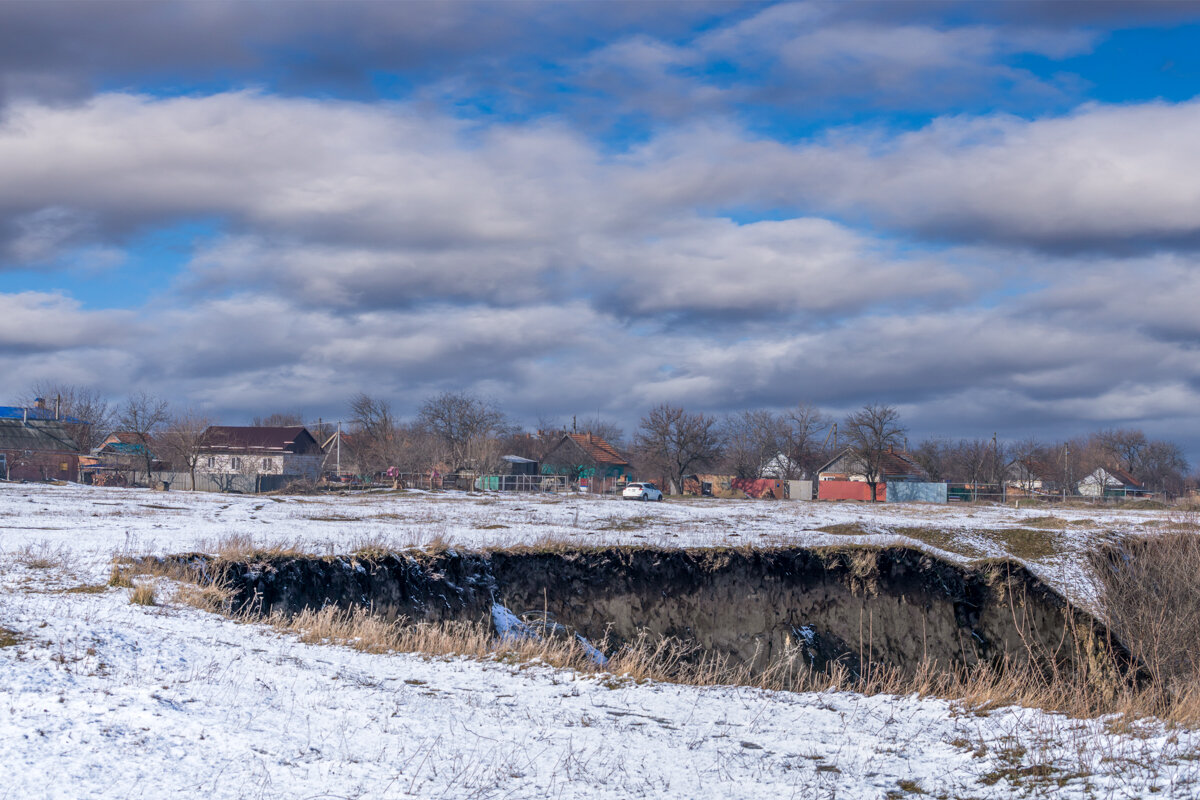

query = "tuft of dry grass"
[175,580,235,614]
[64,583,107,594]
[816,522,870,536]
[129,582,157,606]
[1020,515,1069,530]
[13,542,72,570]
[107,563,134,588]
[0,626,22,648]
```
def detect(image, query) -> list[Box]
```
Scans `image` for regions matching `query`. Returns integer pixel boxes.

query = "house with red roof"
[541,432,631,493]
[196,426,325,490]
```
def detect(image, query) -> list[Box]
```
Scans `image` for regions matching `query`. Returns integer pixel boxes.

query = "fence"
[155,471,309,493]
[473,474,570,493]
[887,481,949,504]
[818,480,886,502]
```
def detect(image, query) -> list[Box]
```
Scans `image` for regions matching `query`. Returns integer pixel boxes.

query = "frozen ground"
[2,482,1197,799]
[0,480,1176,600]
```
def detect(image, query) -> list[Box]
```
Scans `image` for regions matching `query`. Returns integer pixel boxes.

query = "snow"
[2,482,1197,798]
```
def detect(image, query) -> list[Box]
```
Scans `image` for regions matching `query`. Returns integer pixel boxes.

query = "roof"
[1090,466,1144,489]
[0,419,80,453]
[0,406,84,423]
[502,455,538,464]
[879,449,924,478]
[564,433,629,466]
[105,431,146,445]
[199,426,319,453]
[817,446,925,480]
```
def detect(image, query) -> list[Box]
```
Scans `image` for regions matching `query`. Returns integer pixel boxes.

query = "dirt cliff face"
[190,545,1125,680]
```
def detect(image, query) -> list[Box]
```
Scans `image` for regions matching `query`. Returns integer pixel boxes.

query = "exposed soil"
[161,545,1130,681]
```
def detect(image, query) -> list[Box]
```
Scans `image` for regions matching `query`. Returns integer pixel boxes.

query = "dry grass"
[597,515,653,532]
[890,527,986,559]
[1020,515,1069,530]
[259,604,1165,723]
[196,533,314,561]
[978,528,1063,561]
[13,542,72,570]
[104,529,1200,726]
[0,626,21,648]
[64,583,107,594]
[107,563,134,588]
[129,582,157,606]
[1088,532,1200,723]
[816,522,870,535]
[174,580,235,614]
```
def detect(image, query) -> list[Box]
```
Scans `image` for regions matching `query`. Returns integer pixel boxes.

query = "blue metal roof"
[0,406,84,423]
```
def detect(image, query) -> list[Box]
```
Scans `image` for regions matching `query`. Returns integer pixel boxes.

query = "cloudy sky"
[4,0,1200,453]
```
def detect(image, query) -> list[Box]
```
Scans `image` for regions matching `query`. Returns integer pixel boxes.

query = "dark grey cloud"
[0,0,736,105]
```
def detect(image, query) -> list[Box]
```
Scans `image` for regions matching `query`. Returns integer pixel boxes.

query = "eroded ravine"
[168,545,1130,682]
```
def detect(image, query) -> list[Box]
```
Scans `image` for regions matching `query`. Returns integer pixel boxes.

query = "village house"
[815,446,926,501]
[541,432,631,493]
[0,417,81,482]
[1077,466,1149,498]
[196,426,325,490]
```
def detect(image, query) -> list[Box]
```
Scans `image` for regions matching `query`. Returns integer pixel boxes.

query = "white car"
[622,482,663,501]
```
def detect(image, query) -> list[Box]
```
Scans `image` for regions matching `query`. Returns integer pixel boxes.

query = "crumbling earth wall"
[176,545,1127,680]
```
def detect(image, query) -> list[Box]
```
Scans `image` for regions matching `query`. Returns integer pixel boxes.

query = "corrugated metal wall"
[886,482,949,504]
[817,480,885,501]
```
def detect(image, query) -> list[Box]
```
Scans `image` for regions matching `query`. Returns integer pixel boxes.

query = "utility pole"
[337,420,342,476]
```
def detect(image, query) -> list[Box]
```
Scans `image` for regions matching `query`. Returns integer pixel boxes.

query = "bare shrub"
[13,542,72,571]
[1088,533,1200,691]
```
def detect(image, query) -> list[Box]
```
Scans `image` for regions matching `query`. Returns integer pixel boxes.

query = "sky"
[4,0,1200,455]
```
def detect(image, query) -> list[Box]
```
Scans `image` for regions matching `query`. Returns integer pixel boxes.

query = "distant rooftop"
[0,406,84,424]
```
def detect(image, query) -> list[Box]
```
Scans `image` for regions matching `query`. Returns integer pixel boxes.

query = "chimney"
[55,395,61,420]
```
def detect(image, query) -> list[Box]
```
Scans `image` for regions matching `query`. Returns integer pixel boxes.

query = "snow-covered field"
[2,482,1197,799]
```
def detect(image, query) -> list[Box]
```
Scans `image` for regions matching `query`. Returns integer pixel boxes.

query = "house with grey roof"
[0,418,81,481]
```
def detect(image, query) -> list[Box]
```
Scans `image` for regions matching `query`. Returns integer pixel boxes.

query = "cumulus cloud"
[0,292,134,353]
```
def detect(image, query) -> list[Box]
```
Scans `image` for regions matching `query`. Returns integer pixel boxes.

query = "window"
[262,458,271,470]
[231,457,242,470]
[206,457,215,469]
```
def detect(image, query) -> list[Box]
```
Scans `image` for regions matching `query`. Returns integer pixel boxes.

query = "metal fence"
[472,474,569,493]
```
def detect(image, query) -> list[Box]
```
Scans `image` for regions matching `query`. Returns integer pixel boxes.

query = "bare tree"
[913,437,951,482]
[118,392,170,484]
[157,410,214,490]
[348,393,399,477]
[722,410,786,479]
[1096,428,1149,474]
[783,402,830,479]
[1041,437,1092,497]
[23,382,115,453]
[635,404,723,495]
[417,391,507,471]
[579,417,625,450]
[841,403,905,502]
[1139,440,1189,497]
[950,438,997,500]
[1007,437,1046,495]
